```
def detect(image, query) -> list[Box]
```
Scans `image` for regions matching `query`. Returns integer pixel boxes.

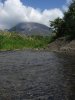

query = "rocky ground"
[0,50,75,100]
[47,37,75,54]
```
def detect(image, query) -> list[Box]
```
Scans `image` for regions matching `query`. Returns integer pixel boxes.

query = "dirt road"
[0,50,75,100]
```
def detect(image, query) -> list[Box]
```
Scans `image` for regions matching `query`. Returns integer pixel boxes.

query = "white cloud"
[0,0,63,29]
[62,0,72,11]
[67,0,72,4]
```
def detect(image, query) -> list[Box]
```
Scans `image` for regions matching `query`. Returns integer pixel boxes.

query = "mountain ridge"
[9,22,52,36]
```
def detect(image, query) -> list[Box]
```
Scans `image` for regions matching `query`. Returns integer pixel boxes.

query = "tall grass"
[0,32,53,50]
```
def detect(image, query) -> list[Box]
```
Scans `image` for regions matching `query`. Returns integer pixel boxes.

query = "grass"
[0,32,54,50]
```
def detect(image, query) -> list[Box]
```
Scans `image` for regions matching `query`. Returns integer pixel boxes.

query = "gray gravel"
[0,50,75,100]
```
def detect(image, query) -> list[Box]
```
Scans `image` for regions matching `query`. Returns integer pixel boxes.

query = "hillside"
[47,37,75,53]
[9,22,52,36]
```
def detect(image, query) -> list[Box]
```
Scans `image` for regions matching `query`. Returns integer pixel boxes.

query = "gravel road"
[0,50,75,100]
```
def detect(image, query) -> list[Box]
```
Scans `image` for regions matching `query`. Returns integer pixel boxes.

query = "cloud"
[66,0,72,4]
[0,0,63,29]
[62,0,72,11]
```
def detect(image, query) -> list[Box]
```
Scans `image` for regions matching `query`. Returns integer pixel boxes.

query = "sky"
[22,0,66,10]
[0,0,72,29]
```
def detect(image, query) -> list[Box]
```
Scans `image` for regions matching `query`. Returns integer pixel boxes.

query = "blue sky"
[22,0,66,10]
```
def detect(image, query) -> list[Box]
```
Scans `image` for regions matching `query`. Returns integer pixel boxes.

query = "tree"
[50,0,75,39]
[50,18,64,37]
[63,0,75,38]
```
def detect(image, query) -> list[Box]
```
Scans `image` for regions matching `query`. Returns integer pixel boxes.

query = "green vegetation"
[50,0,75,40]
[0,32,53,50]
